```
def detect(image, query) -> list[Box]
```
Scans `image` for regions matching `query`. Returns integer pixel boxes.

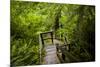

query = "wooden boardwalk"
[39,31,78,64]
[43,45,60,64]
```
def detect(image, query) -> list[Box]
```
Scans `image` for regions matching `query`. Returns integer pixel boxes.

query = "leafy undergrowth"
[11,1,95,66]
[11,38,40,66]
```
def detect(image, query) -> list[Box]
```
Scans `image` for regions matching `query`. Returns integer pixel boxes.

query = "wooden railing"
[40,31,54,48]
[39,31,77,63]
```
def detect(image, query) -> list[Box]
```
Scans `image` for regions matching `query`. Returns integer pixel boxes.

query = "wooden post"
[51,32,54,45]
[39,34,42,64]
[40,34,44,48]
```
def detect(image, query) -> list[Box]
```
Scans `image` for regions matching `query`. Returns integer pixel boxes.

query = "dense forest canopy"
[11,1,95,66]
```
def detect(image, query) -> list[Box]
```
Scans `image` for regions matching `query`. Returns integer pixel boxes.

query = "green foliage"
[11,1,95,66]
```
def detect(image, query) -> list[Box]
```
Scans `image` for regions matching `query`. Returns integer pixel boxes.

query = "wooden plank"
[43,45,60,64]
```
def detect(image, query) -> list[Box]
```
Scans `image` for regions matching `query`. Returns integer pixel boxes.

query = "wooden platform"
[43,45,60,64]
